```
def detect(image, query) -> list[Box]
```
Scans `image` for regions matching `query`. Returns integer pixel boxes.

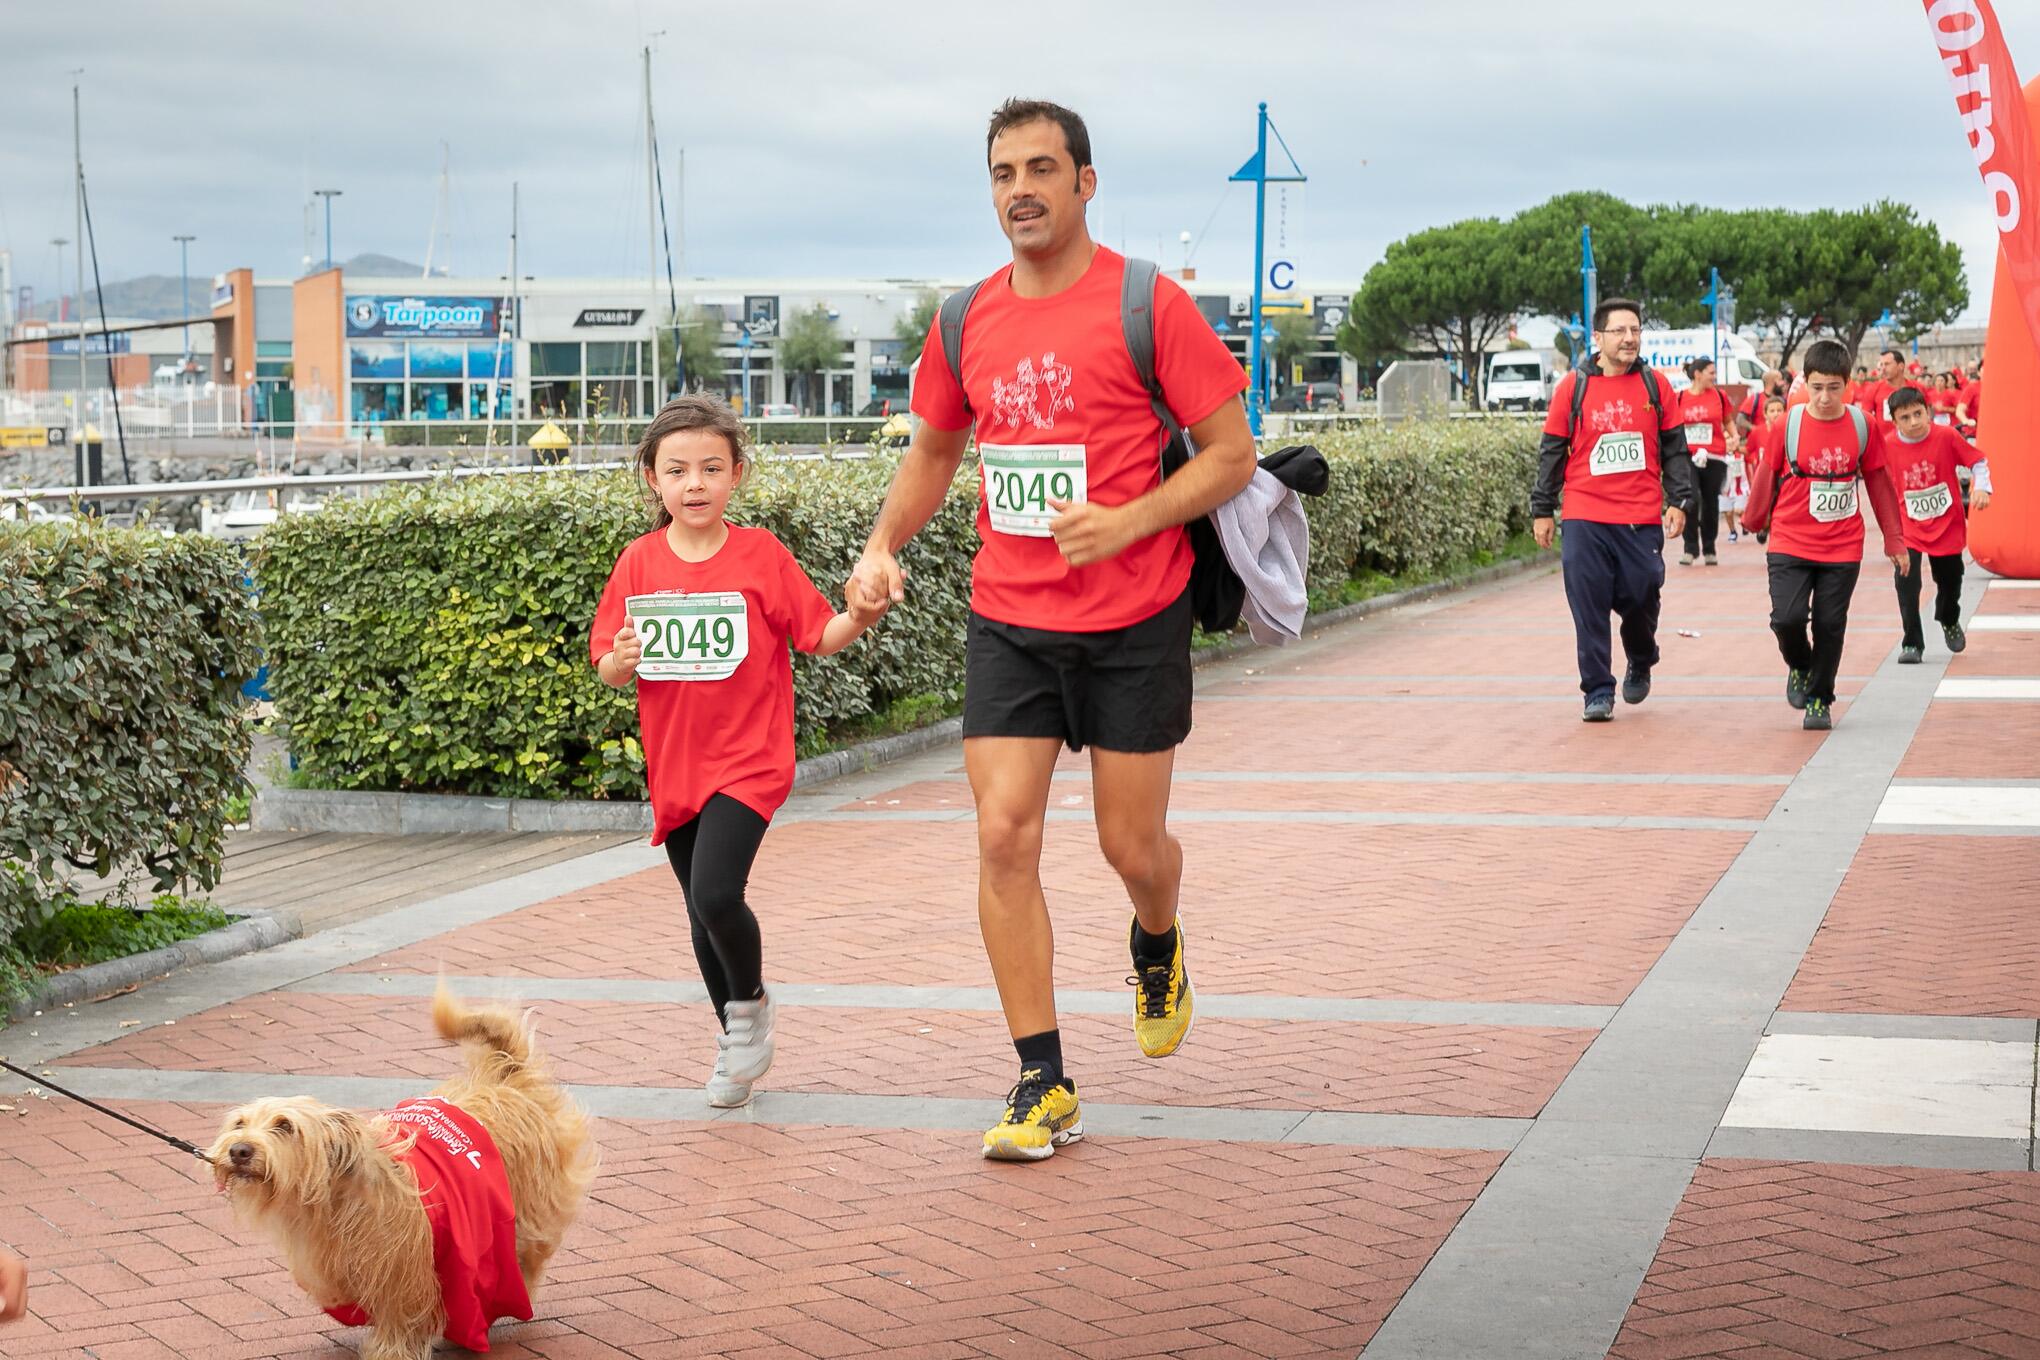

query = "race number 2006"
[627,593,749,681]
[1588,432,1647,476]
[980,443,1087,537]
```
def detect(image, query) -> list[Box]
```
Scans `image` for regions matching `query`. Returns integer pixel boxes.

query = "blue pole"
[1248,102,1269,436]
[1580,226,1596,366]
[1709,266,1721,372]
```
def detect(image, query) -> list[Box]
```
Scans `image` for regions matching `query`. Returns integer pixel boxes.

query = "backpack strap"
[1845,405,1867,474]
[937,278,989,418]
[1119,256,1189,474]
[1568,363,1661,440]
[1568,368,1589,439]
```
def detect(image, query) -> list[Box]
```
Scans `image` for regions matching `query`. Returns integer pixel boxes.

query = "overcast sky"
[1,1,2028,324]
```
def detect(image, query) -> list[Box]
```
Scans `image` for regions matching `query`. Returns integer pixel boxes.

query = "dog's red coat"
[324,1098,530,1351]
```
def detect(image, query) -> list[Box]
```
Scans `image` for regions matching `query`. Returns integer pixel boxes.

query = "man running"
[847,98,1255,1161]
[1531,298,1698,721]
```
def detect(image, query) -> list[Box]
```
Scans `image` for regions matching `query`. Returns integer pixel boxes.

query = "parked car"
[759,403,799,418]
[1486,352,1556,412]
[1270,381,1343,413]
[859,396,909,417]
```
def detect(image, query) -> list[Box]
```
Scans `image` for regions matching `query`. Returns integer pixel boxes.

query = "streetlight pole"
[50,238,67,322]
[313,189,342,272]
[173,234,196,364]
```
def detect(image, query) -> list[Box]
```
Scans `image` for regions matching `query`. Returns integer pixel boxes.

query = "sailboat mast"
[644,45,661,413]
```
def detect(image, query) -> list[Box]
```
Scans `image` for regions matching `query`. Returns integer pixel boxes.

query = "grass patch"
[800,691,962,760]
[2,891,231,1011]
[1307,530,1540,615]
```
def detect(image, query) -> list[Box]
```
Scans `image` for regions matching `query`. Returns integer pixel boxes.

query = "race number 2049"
[627,593,750,681]
[980,443,1087,537]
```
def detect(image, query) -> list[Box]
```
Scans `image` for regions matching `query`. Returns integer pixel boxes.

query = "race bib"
[1588,432,1647,477]
[1683,421,1713,448]
[1904,482,1954,522]
[627,592,749,682]
[980,443,1086,537]
[1808,479,1859,524]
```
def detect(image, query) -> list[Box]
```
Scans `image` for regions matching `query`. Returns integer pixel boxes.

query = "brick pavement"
[5,533,2036,1359]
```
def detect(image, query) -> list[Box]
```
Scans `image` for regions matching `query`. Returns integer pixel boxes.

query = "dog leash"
[0,1057,214,1163]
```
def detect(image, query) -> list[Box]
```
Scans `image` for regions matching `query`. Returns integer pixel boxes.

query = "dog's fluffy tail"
[432,980,535,1080]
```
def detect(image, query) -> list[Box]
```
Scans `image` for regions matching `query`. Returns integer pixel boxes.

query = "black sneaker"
[1802,697,1832,731]
[1583,694,1615,722]
[1899,645,1924,665]
[1621,663,1652,705]
[1943,622,1968,653]
[1785,668,1810,710]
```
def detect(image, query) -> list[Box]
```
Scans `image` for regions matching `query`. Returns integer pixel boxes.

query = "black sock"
[1014,1029,1064,1086]
[1133,919,1177,964]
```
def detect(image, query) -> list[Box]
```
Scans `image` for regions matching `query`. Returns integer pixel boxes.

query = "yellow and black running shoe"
[981,1068,1082,1162]
[1128,917,1195,1058]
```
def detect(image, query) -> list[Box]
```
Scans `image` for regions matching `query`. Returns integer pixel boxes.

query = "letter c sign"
[1269,260,1295,292]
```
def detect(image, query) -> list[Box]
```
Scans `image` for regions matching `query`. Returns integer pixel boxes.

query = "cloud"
[0,0,2024,324]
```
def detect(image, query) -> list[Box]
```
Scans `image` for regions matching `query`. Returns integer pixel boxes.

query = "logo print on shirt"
[1589,399,1635,434]
[1901,458,1938,491]
[990,354,1076,430]
[1802,444,1855,477]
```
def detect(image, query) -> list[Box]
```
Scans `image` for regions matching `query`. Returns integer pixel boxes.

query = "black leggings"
[1683,458,1729,557]
[664,794,770,1028]
[1894,548,1965,649]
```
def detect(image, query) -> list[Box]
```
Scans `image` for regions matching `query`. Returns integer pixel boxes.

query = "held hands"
[1048,499,1138,567]
[847,548,906,616]
[1663,506,1688,538]
[845,587,891,630]
[1533,517,1557,550]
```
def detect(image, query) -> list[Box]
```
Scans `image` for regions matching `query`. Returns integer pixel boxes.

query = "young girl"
[591,394,885,1107]
[1676,357,1739,565]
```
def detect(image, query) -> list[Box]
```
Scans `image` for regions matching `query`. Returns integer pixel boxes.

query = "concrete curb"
[253,552,1557,836]
[4,911,302,1023]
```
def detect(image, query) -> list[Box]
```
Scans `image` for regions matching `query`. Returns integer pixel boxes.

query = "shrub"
[253,457,980,800]
[0,521,262,941]
[254,419,1540,802]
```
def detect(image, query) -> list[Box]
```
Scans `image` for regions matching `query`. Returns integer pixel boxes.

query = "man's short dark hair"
[986,99,1092,172]
[1592,297,1641,332]
[1805,339,1853,380]
[1886,384,1929,416]
[1881,347,1905,365]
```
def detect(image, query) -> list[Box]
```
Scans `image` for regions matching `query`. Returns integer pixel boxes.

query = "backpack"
[938,256,1246,633]
[1782,404,1868,479]
[1566,361,1665,441]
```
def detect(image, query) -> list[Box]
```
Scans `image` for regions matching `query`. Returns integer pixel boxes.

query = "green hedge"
[0,521,262,940]
[255,419,1538,801]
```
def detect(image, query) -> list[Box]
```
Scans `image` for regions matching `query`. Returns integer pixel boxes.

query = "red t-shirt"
[911,246,1247,632]
[590,525,836,843]
[1888,424,1985,555]
[325,1099,529,1353]
[1747,410,1900,562]
[1541,366,1684,524]
[1964,380,1984,426]
[1674,386,1735,456]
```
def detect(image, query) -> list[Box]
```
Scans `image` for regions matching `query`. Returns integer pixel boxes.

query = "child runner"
[591,394,886,1107]
[1886,384,1993,663]
[1742,339,1909,731]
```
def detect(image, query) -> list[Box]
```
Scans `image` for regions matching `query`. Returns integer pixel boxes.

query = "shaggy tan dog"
[209,987,595,1360]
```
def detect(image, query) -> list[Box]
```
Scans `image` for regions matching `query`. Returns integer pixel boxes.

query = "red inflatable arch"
[1969,74,2040,579]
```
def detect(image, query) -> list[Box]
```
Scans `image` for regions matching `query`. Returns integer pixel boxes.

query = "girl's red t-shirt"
[590,525,835,843]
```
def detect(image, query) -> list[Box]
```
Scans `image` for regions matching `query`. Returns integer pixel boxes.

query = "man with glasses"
[1531,298,1698,721]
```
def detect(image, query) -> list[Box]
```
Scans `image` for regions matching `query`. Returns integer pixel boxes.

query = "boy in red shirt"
[1885,384,1992,663]
[1743,339,1909,730]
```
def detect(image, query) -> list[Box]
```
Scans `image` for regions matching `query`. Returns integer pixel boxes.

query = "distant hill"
[29,253,434,321]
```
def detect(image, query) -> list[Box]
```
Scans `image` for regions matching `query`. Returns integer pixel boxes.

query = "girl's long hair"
[635,393,749,530]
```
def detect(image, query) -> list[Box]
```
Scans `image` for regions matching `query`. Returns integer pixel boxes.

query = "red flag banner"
[1924,0,2040,352]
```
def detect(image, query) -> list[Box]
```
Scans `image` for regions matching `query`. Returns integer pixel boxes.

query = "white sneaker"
[720,990,776,1084]
[705,1037,753,1108]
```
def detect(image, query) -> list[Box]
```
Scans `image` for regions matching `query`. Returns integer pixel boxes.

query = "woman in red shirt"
[1676,357,1739,565]
[592,395,886,1109]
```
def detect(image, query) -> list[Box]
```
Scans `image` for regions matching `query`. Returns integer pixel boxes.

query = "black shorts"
[962,591,1194,753]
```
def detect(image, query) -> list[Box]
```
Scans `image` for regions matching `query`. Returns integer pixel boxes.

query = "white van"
[1638,329,1768,393]
[1485,351,1556,411]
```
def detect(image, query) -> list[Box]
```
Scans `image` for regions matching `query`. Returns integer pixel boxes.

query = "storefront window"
[585,379,635,420]
[467,382,513,420]
[407,382,464,420]
[584,341,637,376]
[467,344,512,379]
[531,343,581,378]
[349,343,403,379]
[351,382,403,423]
[409,343,464,379]
[530,380,583,421]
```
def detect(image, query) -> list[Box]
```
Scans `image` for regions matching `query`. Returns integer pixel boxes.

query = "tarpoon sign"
[346,296,500,340]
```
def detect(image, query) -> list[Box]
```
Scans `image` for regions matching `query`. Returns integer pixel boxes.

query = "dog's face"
[209,1097,369,1210]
